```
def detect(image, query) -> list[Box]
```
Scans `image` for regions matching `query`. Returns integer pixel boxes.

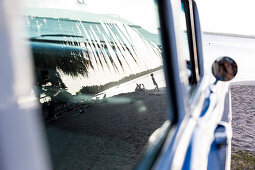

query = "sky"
[25,0,255,36]
[195,0,255,36]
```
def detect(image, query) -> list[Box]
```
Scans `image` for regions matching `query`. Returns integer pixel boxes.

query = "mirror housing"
[212,56,238,82]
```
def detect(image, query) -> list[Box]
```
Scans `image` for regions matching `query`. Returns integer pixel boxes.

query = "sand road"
[231,82,255,155]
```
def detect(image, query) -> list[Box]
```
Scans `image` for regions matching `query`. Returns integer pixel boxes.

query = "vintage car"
[0,0,237,169]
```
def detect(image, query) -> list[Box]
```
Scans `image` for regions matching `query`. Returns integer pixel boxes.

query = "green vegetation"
[231,150,255,170]
[78,66,163,95]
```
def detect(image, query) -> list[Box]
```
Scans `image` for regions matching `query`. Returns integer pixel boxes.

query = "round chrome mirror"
[212,56,238,81]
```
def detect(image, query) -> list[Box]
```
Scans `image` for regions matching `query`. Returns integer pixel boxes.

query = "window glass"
[180,1,194,88]
[23,0,169,169]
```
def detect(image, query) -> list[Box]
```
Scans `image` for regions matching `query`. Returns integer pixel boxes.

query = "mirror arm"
[213,79,218,85]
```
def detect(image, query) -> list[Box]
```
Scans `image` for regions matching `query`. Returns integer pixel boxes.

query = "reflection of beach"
[230,82,255,155]
[46,88,167,170]
[100,69,165,99]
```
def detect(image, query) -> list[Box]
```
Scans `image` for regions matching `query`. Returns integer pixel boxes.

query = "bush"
[231,150,255,170]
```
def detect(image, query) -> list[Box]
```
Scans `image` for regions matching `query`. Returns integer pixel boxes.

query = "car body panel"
[0,0,232,170]
[0,1,51,170]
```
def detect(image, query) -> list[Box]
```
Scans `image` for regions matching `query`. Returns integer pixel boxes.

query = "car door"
[153,0,232,170]
[20,0,184,170]
[0,0,233,170]
[182,1,233,170]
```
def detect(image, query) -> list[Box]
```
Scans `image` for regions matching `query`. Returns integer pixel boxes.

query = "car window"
[181,0,200,90]
[180,1,193,89]
[23,0,170,169]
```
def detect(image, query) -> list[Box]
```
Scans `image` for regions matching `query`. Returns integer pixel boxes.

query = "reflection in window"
[180,1,193,88]
[24,0,168,169]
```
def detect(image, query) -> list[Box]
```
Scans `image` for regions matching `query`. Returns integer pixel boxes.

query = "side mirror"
[212,56,238,82]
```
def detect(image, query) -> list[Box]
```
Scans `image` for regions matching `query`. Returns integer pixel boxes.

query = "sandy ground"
[46,89,167,170]
[230,81,255,155]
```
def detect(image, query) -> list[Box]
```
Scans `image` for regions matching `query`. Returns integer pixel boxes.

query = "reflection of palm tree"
[32,40,134,102]
[77,0,85,5]
[33,42,93,78]
[31,21,162,104]
[33,42,93,106]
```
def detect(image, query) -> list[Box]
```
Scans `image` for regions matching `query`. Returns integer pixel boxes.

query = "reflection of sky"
[24,0,159,33]
[53,21,163,94]
[24,0,163,94]
[25,15,162,95]
[26,0,255,36]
